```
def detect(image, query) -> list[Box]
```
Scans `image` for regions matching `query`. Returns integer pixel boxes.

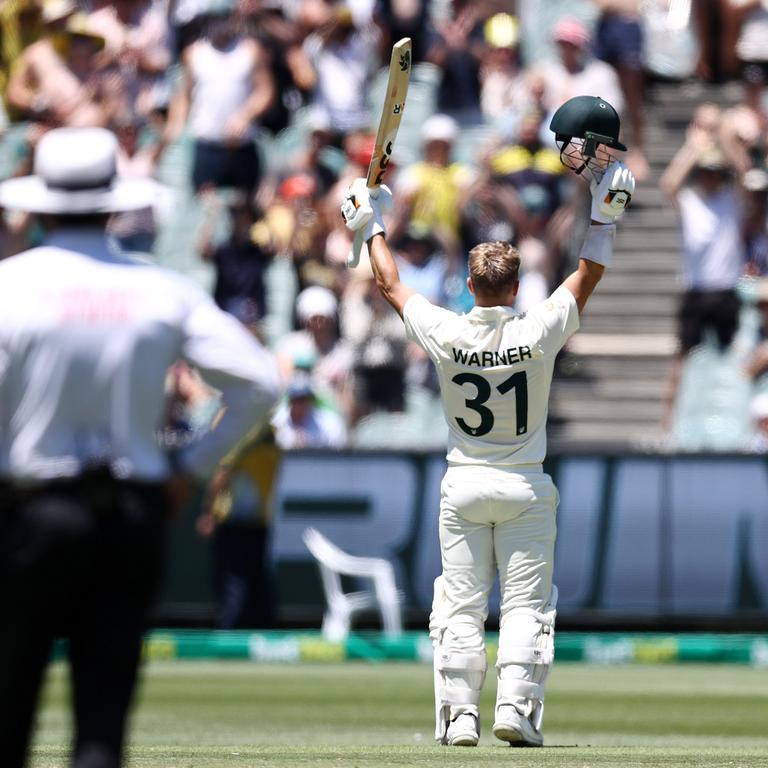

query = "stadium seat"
[302,527,403,642]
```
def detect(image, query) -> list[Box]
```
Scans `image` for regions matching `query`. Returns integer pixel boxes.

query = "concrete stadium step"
[608,256,680,274]
[558,354,672,380]
[616,230,683,249]
[565,334,677,356]
[551,397,664,422]
[619,215,679,231]
[578,295,677,315]
[595,273,682,294]
[548,421,665,449]
[579,316,677,334]
[554,377,668,399]
[579,317,678,334]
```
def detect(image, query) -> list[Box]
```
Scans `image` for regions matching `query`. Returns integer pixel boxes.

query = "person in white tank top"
[341,162,635,747]
[164,13,275,194]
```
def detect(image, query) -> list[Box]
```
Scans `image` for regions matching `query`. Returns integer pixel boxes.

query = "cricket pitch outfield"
[31,660,768,767]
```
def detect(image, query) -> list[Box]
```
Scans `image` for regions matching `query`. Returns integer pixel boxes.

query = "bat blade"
[365,37,412,190]
[348,37,412,268]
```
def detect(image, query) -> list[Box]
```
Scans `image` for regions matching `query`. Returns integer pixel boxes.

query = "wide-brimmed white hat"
[0,128,160,214]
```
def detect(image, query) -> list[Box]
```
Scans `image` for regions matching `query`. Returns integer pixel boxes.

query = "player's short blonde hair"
[468,241,520,294]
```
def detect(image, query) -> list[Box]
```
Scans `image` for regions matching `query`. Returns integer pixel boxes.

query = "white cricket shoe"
[446,713,479,746]
[492,705,543,747]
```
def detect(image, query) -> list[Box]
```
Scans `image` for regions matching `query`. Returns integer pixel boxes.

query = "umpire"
[0,127,280,768]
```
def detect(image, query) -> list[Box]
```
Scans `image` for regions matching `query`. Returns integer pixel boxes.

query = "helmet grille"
[556,136,616,184]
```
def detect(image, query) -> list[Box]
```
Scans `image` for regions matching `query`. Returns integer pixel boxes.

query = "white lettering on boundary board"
[271,454,768,616]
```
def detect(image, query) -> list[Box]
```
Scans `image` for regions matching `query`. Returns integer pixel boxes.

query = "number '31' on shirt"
[402,285,579,467]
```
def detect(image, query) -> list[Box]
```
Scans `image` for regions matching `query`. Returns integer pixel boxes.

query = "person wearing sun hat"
[0,126,280,768]
[6,6,109,127]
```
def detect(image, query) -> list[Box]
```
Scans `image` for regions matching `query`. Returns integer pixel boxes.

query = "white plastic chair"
[302,527,403,642]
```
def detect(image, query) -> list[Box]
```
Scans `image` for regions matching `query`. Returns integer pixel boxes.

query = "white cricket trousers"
[437,463,558,715]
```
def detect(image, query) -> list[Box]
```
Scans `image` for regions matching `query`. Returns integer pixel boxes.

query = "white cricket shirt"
[0,230,280,482]
[403,285,579,467]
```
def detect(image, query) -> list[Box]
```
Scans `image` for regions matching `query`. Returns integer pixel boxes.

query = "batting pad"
[496,586,558,732]
[430,576,487,743]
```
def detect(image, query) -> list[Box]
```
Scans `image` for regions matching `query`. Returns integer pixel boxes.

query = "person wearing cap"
[393,113,476,244]
[479,12,540,126]
[0,127,280,768]
[536,17,623,137]
[6,7,110,128]
[275,284,352,409]
[660,110,747,433]
[271,371,347,449]
[486,108,566,220]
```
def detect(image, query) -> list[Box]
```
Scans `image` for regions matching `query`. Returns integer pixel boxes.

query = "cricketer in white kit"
[341,163,634,747]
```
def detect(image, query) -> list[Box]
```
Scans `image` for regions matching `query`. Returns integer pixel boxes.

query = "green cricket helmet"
[549,95,627,181]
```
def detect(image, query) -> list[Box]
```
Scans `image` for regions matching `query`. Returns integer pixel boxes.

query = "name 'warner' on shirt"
[452,345,532,367]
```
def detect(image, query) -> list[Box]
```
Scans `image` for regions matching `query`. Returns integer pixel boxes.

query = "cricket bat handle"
[347,184,386,268]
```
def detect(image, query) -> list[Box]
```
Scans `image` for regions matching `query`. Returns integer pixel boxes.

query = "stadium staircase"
[548,79,744,451]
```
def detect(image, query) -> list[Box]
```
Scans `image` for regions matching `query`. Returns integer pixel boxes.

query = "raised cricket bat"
[348,37,412,268]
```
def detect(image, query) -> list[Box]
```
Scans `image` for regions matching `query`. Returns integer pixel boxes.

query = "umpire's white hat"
[0,127,160,213]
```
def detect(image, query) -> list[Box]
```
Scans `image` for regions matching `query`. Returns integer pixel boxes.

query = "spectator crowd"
[1,0,768,451]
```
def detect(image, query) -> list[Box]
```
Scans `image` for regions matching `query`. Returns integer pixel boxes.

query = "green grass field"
[31,661,768,767]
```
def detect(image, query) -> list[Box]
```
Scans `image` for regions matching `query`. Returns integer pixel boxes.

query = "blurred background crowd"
[2,0,768,456]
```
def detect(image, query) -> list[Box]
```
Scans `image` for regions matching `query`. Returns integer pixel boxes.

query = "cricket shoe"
[492,705,543,747]
[446,713,479,746]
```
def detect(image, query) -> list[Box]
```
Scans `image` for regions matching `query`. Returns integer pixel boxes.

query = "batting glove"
[341,178,392,240]
[590,162,635,224]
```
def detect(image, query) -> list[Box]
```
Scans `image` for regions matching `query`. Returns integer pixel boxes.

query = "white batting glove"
[341,178,373,232]
[590,162,635,224]
[341,179,392,237]
[341,179,393,267]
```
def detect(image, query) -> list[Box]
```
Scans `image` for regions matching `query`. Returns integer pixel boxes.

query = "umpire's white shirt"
[0,230,280,482]
[403,285,579,467]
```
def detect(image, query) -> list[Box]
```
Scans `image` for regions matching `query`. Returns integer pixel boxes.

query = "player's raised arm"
[561,162,635,314]
[547,96,635,314]
[340,178,415,318]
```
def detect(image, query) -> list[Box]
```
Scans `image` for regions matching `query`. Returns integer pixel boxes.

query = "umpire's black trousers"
[0,471,168,768]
